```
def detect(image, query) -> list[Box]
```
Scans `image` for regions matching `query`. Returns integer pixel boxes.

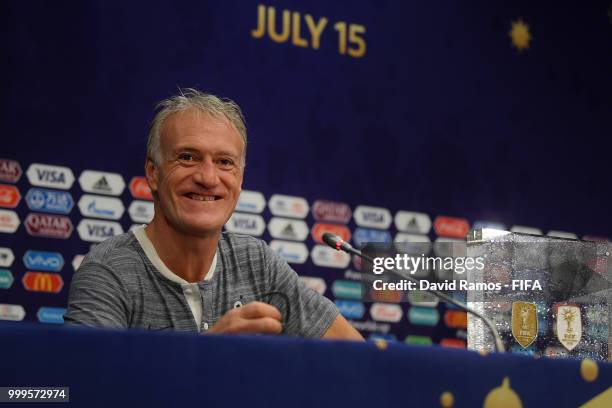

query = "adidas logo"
[280,223,297,239]
[92,176,112,193]
[405,217,419,232]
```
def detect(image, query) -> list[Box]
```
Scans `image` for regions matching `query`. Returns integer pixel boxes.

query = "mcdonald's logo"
[22,272,63,293]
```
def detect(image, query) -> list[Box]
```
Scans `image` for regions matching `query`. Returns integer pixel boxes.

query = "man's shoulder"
[80,231,143,271]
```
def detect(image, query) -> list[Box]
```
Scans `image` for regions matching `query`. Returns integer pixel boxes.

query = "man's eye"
[178,153,195,162]
[219,158,235,168]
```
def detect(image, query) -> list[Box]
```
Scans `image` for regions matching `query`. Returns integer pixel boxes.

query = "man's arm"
[64,261,130,328]
[323,314,364,340]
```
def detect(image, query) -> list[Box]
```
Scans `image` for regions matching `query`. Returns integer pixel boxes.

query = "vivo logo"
[235,190,266,213]
[225,213,265,236]
[352,228,392,248]
[37,307,66,324]
[311,245,350,269]
[79,170,126,196]
[353,206,392,229]
[23,250,64,272]
[394,211,431,234]
[25,188,74,214]
[128,200,154,223]
[26,163,75,190]
[77,219,124,242]
[79,195,124,220]
[268,194,309,219]
[269,240,308,264]
[268,217,308,241]
[335,300,365,319]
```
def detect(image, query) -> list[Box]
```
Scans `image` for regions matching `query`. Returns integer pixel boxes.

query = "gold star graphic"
[509,19,531,51]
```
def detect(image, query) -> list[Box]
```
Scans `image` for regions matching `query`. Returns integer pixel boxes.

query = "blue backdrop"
[1,0,611,347]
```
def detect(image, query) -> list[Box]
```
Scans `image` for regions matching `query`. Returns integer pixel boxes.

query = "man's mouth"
[184,193,221,201]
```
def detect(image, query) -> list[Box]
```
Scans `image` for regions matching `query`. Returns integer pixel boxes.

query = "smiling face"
[146,108,244,237]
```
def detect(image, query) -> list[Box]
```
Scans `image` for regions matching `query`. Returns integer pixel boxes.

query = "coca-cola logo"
[433,216,470,238]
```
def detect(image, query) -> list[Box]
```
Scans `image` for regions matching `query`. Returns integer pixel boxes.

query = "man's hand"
[208,301,283,335]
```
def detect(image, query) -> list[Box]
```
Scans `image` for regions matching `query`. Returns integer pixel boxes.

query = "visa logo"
[87,225,116,237]
[36,169,66,184]
[335,300,365,319]
[363,212,384,222]
[233,218,257,229]
[23,250,64,272]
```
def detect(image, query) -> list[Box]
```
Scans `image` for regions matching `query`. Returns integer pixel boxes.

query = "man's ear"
[145,158,158,196]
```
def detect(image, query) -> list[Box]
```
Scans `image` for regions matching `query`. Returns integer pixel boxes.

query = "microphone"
[321,232,505,353]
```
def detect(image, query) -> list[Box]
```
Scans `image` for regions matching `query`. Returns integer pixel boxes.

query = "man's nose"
[192,159,220,188]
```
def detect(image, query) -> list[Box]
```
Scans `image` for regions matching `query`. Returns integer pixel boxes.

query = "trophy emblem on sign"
[511,301,538,348]
[556,305,582,351]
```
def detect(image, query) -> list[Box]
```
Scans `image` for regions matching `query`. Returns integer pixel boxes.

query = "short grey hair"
[147,88,247,167]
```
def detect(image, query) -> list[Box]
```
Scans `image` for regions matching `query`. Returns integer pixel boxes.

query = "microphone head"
[322,232,340,248]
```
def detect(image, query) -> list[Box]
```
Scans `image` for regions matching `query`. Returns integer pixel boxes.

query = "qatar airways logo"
[0,159,22,183]
[25,213,73,239]
[311,200,352,224]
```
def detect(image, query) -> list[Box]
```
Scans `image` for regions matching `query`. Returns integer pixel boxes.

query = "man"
[65,88,363,340]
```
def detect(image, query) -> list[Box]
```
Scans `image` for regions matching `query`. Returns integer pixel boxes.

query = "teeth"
[188,194,216,201]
